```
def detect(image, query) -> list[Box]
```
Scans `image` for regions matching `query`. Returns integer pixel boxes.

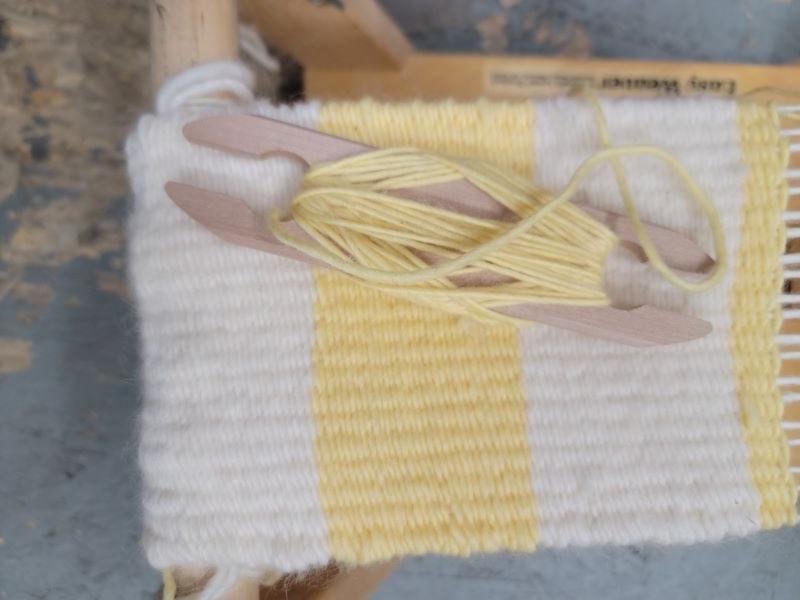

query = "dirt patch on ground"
[96,270,129,300]
[0,0,148,271]
[477,13,508,53]
[5,198,123,267]
[0,337,32,374]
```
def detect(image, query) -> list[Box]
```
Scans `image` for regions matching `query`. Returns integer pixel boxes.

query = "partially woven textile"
[127,82,797,575]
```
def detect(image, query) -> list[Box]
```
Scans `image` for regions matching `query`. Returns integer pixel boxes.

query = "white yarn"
[239,24,280,73]
[128,100,330,577]
[156,60,255,114]
[523,98,761,547]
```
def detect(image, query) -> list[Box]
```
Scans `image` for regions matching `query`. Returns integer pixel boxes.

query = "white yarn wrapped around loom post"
[156,59,255,114]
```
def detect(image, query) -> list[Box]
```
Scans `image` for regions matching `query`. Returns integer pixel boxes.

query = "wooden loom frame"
[151,1,800,597]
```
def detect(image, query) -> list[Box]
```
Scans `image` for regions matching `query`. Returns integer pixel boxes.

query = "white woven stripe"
[523,98,761,546]
[127,100,330,572]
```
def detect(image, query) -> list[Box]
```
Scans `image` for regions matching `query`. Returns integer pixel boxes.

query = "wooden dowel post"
[172,569,260,600]
[310,561,398,600]
[150,0,240,90]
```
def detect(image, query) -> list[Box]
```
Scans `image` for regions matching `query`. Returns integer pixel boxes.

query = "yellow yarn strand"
[268,116,727,325]
[271,152,616,325]
[586,98,728,292]
[161,569,177,600]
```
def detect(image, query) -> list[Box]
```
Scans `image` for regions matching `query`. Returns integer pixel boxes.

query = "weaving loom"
[136,2,800,598]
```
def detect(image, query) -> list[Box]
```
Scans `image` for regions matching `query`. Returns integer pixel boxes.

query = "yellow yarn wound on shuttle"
[273,148,617,326]
[271,98,728,327]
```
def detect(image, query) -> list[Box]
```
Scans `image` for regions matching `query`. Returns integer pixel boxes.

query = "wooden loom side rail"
[305,51,800,102]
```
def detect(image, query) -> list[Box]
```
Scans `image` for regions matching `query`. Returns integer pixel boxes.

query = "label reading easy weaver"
[485,65,737,98]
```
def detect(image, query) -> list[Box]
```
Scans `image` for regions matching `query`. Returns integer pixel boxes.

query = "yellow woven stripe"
[312,99,538,563]
[734,103,797,528]
[319,99,535,174]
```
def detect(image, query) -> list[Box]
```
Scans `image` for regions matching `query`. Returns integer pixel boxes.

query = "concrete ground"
[1,1,798,598]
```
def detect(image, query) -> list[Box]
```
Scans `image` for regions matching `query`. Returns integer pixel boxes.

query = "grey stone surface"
[1,1,798,599]
[383,0,800,63]
[0,194,152,599]
[377,529,800,600]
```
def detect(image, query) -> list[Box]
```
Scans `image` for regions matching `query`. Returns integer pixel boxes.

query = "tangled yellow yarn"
[269,105,727,326]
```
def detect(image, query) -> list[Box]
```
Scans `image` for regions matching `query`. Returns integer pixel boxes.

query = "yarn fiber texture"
[272,128,727,327]
[127,78,797,578]
[274,147,618,326]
